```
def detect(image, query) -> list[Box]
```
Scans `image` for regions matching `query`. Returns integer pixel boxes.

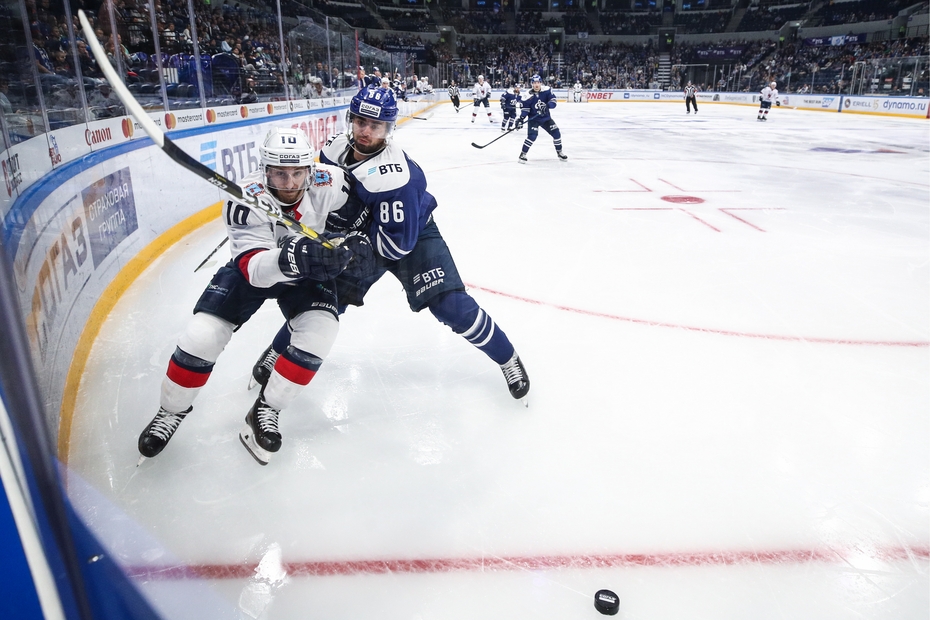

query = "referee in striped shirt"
[448,82,461,112]
[684,81,698,114]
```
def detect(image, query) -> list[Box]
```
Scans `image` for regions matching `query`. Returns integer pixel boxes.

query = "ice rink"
[65,99,929,619]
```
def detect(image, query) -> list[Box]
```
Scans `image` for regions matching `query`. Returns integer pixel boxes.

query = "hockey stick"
[193,236,228,272]
[76,10,333,250]
[470,126,519,149]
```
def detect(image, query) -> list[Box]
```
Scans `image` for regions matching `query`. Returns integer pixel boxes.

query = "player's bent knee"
[428,290,479,334]
[177,312,235,362]
[289,310,339,359]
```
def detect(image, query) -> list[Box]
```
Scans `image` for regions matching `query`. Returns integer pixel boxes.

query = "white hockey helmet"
[260,127,314,197]
[478,74,484,80]
[770,81,776,88]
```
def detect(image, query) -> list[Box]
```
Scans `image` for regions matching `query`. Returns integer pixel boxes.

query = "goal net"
[564,89,589,103]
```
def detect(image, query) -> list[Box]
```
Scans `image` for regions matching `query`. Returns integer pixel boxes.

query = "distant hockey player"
[517,74,567,163]
[471,74,493,123]
[448,81,461,112]
[758,81,778,121]
[499,83,521,131]
[572,81,583,102]
[250,86,531,404]
[137,127,372,465]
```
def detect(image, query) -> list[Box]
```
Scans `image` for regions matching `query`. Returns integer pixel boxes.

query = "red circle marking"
[661,195,705,204]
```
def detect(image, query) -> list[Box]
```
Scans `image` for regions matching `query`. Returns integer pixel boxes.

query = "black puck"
[594,589,620,615]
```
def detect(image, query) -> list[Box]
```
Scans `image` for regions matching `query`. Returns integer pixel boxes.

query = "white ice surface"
[66,101,929,619]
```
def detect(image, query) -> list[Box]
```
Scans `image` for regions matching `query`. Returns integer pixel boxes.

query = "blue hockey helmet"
[349,85,399,122]
[531,74,542,83]
[347,85,398,153]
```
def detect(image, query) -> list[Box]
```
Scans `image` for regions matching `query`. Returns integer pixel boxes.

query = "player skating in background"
[758,81,778,121]
[471,74,493,124]
[572,81,583,102]
[517,74,567,164]
[448,81,461,112]
[250,86,531,404]
[137,128,372,465]
[500,83,521,131]
[684,81,698,114]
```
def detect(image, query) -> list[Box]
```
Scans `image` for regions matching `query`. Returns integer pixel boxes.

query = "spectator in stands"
[240,77,258,103]
[76,40,101,78]
[314,61,330,87]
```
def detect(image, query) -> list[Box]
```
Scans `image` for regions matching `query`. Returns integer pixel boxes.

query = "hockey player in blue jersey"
[499,83,521,131]
[250,85,530,402]
[517,74,567,164]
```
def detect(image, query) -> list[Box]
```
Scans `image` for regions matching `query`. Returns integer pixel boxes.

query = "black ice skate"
[248,345,279,390]
[500,353,530,406]
[557,151,568,161]
[138,406,192,460]
[518,153,528,164]
[240,395,282,465]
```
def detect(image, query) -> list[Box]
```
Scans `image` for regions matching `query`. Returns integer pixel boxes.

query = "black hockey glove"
[775,100,781,106]
[340,231,375,278]
[326,193,371,234]
[515,118,524,129]
[278,234,351,281]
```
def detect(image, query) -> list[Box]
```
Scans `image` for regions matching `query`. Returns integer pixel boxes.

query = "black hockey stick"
[193,236,228,272]
[77,10,333,250]
[471,126,519,149]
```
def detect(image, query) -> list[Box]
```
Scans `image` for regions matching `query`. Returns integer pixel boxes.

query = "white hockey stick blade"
[76,10,333,249]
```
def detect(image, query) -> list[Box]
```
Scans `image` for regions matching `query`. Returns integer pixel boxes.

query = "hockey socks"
[428,290,515,365]
[161,347,214,412]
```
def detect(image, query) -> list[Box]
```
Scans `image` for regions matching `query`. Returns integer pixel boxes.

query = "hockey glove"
[515,118,524,129]
[278,234,351,281]
[775,100,781,106]
[340,231,375,278]
[326,193,370,235]
[547,99,556,109]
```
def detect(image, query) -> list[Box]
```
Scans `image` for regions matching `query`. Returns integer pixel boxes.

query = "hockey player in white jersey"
[471,74,493,124]
[757,81,778,121]
[137,127,373,465]
[572,81,583,102]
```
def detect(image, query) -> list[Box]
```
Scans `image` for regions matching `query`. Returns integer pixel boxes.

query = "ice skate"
[557,151,568,161]
[138,406,192,460]
[518,152,528,164]
[500,353,530,405]
[239,395,282,465]
[248,345,279,390]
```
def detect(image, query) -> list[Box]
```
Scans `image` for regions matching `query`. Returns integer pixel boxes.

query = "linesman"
[684,81,698,114]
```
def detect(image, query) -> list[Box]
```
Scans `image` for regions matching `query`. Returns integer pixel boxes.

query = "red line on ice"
[126,545,930,580]
[465,284,929,348]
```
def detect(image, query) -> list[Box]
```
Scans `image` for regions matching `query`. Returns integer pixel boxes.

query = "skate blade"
[136,455,148,467]
[247,375,259,390]
[522,396,529,408]
[239,427,271,465]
